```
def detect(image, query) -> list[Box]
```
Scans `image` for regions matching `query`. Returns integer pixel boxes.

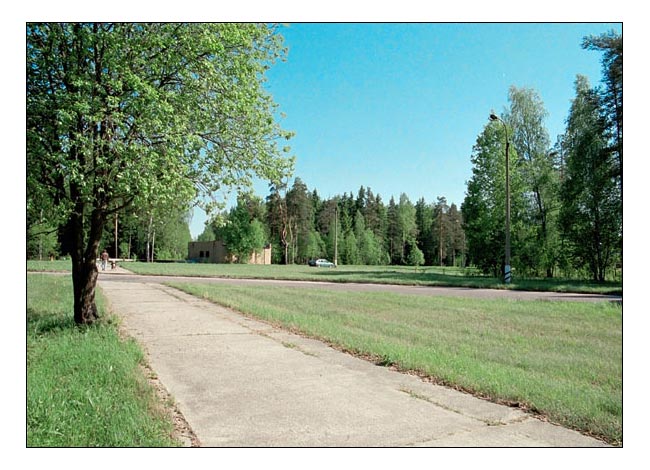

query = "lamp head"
[489,113,499,122]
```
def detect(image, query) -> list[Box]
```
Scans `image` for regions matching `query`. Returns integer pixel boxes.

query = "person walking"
[100,249,109,271]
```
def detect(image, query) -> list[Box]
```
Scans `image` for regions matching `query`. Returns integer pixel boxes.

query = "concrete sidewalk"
[98,278,608,447]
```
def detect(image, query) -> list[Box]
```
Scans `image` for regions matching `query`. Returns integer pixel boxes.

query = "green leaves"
[28,22,294,229]
[27,23,294,320]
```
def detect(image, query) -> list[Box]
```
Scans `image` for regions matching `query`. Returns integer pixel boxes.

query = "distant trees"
[200,182,465,268]
[216,194,268,263]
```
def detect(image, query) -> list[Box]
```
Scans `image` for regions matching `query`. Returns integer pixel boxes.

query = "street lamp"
[334,203,338,267]
[489,113,511,284]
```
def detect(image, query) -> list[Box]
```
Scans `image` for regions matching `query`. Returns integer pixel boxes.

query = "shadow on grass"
[27,307,77,335]
[307,269,623,295]
[308,269,502,287]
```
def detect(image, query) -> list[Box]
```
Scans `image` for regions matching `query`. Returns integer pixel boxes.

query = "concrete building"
[188,240,272,265]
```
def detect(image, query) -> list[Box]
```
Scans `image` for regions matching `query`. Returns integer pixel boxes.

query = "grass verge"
[169,281,622,445]
[27,273,180,447]
[116,261,622,295]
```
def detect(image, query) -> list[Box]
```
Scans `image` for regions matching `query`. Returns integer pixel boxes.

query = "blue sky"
[187,22,622,238]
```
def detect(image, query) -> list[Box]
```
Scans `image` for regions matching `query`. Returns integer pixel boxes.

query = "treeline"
[27,201,192,262]
[199,182,465,267]
[462,31,622,281]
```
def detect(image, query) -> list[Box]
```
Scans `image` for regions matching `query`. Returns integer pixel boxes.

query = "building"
[187,240,272,265]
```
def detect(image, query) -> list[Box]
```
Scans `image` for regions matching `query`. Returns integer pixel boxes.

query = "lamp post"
[489,113,511,284]
[334,204,338,266]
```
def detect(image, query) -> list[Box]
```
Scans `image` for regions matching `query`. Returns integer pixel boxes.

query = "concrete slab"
[99,279,609,447]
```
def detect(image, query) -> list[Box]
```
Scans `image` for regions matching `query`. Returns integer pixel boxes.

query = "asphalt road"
[98,268,622,303]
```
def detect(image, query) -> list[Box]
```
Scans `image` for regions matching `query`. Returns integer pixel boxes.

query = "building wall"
[188,241,271,265]
[187,240,230,263]
[249,245,272,265]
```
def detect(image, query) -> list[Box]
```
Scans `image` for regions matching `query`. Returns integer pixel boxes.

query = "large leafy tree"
[505,86,560,277]
[560,75,620,281]
[462,119,525,276]
[27,23,294,323]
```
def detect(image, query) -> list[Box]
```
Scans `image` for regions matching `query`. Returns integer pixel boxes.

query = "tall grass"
[170,282,622,445]
[27,274,179,447]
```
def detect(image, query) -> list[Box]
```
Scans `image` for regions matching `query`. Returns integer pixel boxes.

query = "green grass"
[169,282,622,445]
[118,261,621,295]
[27,273,180,447]
[27,259,73,272]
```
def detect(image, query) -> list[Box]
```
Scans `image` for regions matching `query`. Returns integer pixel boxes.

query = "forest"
[27,27,621,283]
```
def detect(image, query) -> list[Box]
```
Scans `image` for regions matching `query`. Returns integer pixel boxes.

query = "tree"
[353,209,383,265]
[151,210,192,260]
[407,244,425,272]
[27,23,294,323]
[116,202,192,261]
[318,198,341,262]
[462,119,525,276]
[582,31,622,188]
[560,75,620,281]
[286,178,315,264]
[582,31,623,270]
[364,189,387,241]
[266,179,290,264]
[446,203,465,267]
[432,196,450,266]
[27,218,59,260]
[415,197,435,265]
[197,223,216,242]
[341,230,359,265]
[506,86,560,276]
[216,194,268,263]
[396,194,418,264]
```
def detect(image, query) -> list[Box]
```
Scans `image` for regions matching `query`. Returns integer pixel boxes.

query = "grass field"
[65,260,623,295]
[27,274,179,447]
[169,281,622,445]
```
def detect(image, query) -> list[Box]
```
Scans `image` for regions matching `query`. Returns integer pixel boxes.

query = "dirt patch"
[141,362,201,447]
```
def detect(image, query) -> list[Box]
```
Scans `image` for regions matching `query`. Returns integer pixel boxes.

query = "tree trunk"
[151,228,156,262]
[67,206,104,325]
[114,213,118,258]
[72,257,99,324]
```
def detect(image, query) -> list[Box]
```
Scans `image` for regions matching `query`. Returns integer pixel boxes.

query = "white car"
[309,258,336,268]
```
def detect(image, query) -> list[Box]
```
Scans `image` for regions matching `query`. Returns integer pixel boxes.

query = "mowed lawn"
[27,274,179,447]
[113,261,619,295]
[169,282,622,445]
